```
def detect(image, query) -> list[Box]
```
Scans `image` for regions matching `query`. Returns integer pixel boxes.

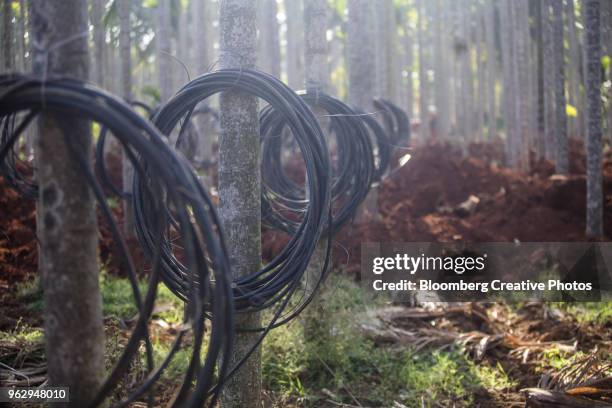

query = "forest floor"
[1,139,612,406]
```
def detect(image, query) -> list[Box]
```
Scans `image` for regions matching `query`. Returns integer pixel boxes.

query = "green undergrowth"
[261,274,516,407]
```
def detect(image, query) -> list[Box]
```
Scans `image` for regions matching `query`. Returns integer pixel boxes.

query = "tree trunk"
[218,1,261,407]
[475,5,485,141]
[374,0,389,98]
[304,0,328,92]
[513,0,530,172]
[584,0,603,238]
[258,0,281,77]
[552,0,569,174]
[18,0,27,71]
[285,0,304,89]
[157,0,172,103]
[347,0,375,112]
[402,24,414,119]
[566,0,581,140]
[434,0,450,139]
[2,0,14,72]
[118,0,135,238]
[541,0,556,161]
[417,0,429,139]
[485,0,497,140]
[30,1,105,405]
[92,0,105,87]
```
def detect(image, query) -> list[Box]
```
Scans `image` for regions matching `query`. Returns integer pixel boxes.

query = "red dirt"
[332,139,612,275]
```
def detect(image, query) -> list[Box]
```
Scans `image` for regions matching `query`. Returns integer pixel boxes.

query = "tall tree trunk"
[542,0,556,161]
[118,0,135,237]
[584,0,603,238]
[157,0,172,103]
[552,0,569,174]
[2,0,14,72]
[513,0,530,172]
[218,1,261,407]
[566,0,582,140]
[374,0,389,98]
[347,0,375,111]
[302,0,329,344]
[193,0,210,74]
[434,0,450,139]
[386,0,400,104]
[417,0,429,139]
[304,0,328,92]
[18,0,27,70]
[92,0,105,87]
[192,0,214,171]
[475,5,485,141]
[30,1,105,405]
[500,0,516,166]
[485,0,497,140]
[285,0,304,89]
[258,0,281,77]
[403,23,414,119]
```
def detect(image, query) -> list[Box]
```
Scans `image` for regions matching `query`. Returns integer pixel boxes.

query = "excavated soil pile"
[334,139,612,274]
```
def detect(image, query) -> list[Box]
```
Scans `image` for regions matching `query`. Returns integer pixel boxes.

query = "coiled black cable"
[145,68,332,310]
[0,74,234,408]
[260,91,374,234]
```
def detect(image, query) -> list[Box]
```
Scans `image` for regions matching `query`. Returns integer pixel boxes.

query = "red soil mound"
[335,140,612,275]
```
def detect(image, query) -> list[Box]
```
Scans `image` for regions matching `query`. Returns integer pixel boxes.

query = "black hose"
[0,74,234,408]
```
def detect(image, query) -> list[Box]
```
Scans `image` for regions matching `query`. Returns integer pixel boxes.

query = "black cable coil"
[260,91,374,234]
[0,74,234,408]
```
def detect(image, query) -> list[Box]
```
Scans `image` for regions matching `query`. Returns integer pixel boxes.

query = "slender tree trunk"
[386,0,400,104]
[347,0,375,112]
[30,1,105,405]
[157,0,172,103]
[403,24,414,119]
[566,0,581,140]
[584,0,603,238]
[18,0,27,71]
[417,0,429,139]
[303,0,329,342]
[434,0,450,140]
[285,0,304,89]
[500,0,516,166]
[92,0,105,87]
[258,0,281,77]
[218,1,261,407]
[475,5,485,141]
[552,0,569,174]
[118,0,135,237]
[304,0,328,92]
[535,0,547,157]
[374,0,389,98]
[514,0,530,172]
[192,0,214,171]
[485,0,496,140]
[542,0,556,161]
[2,0,14,73]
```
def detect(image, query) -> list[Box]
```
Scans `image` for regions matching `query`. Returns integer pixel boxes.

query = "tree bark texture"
[218,1,262,407]
[552,0,569,174]
[285,0,304,89]
[584,0,604,238]
[347,0,375,112]
[30,0,105,405]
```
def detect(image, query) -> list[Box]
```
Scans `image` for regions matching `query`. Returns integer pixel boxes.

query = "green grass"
[261,274,507,407]
[552,301,612,325]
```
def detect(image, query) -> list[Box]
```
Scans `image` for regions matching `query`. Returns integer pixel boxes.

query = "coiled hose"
[0,74,233,408]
